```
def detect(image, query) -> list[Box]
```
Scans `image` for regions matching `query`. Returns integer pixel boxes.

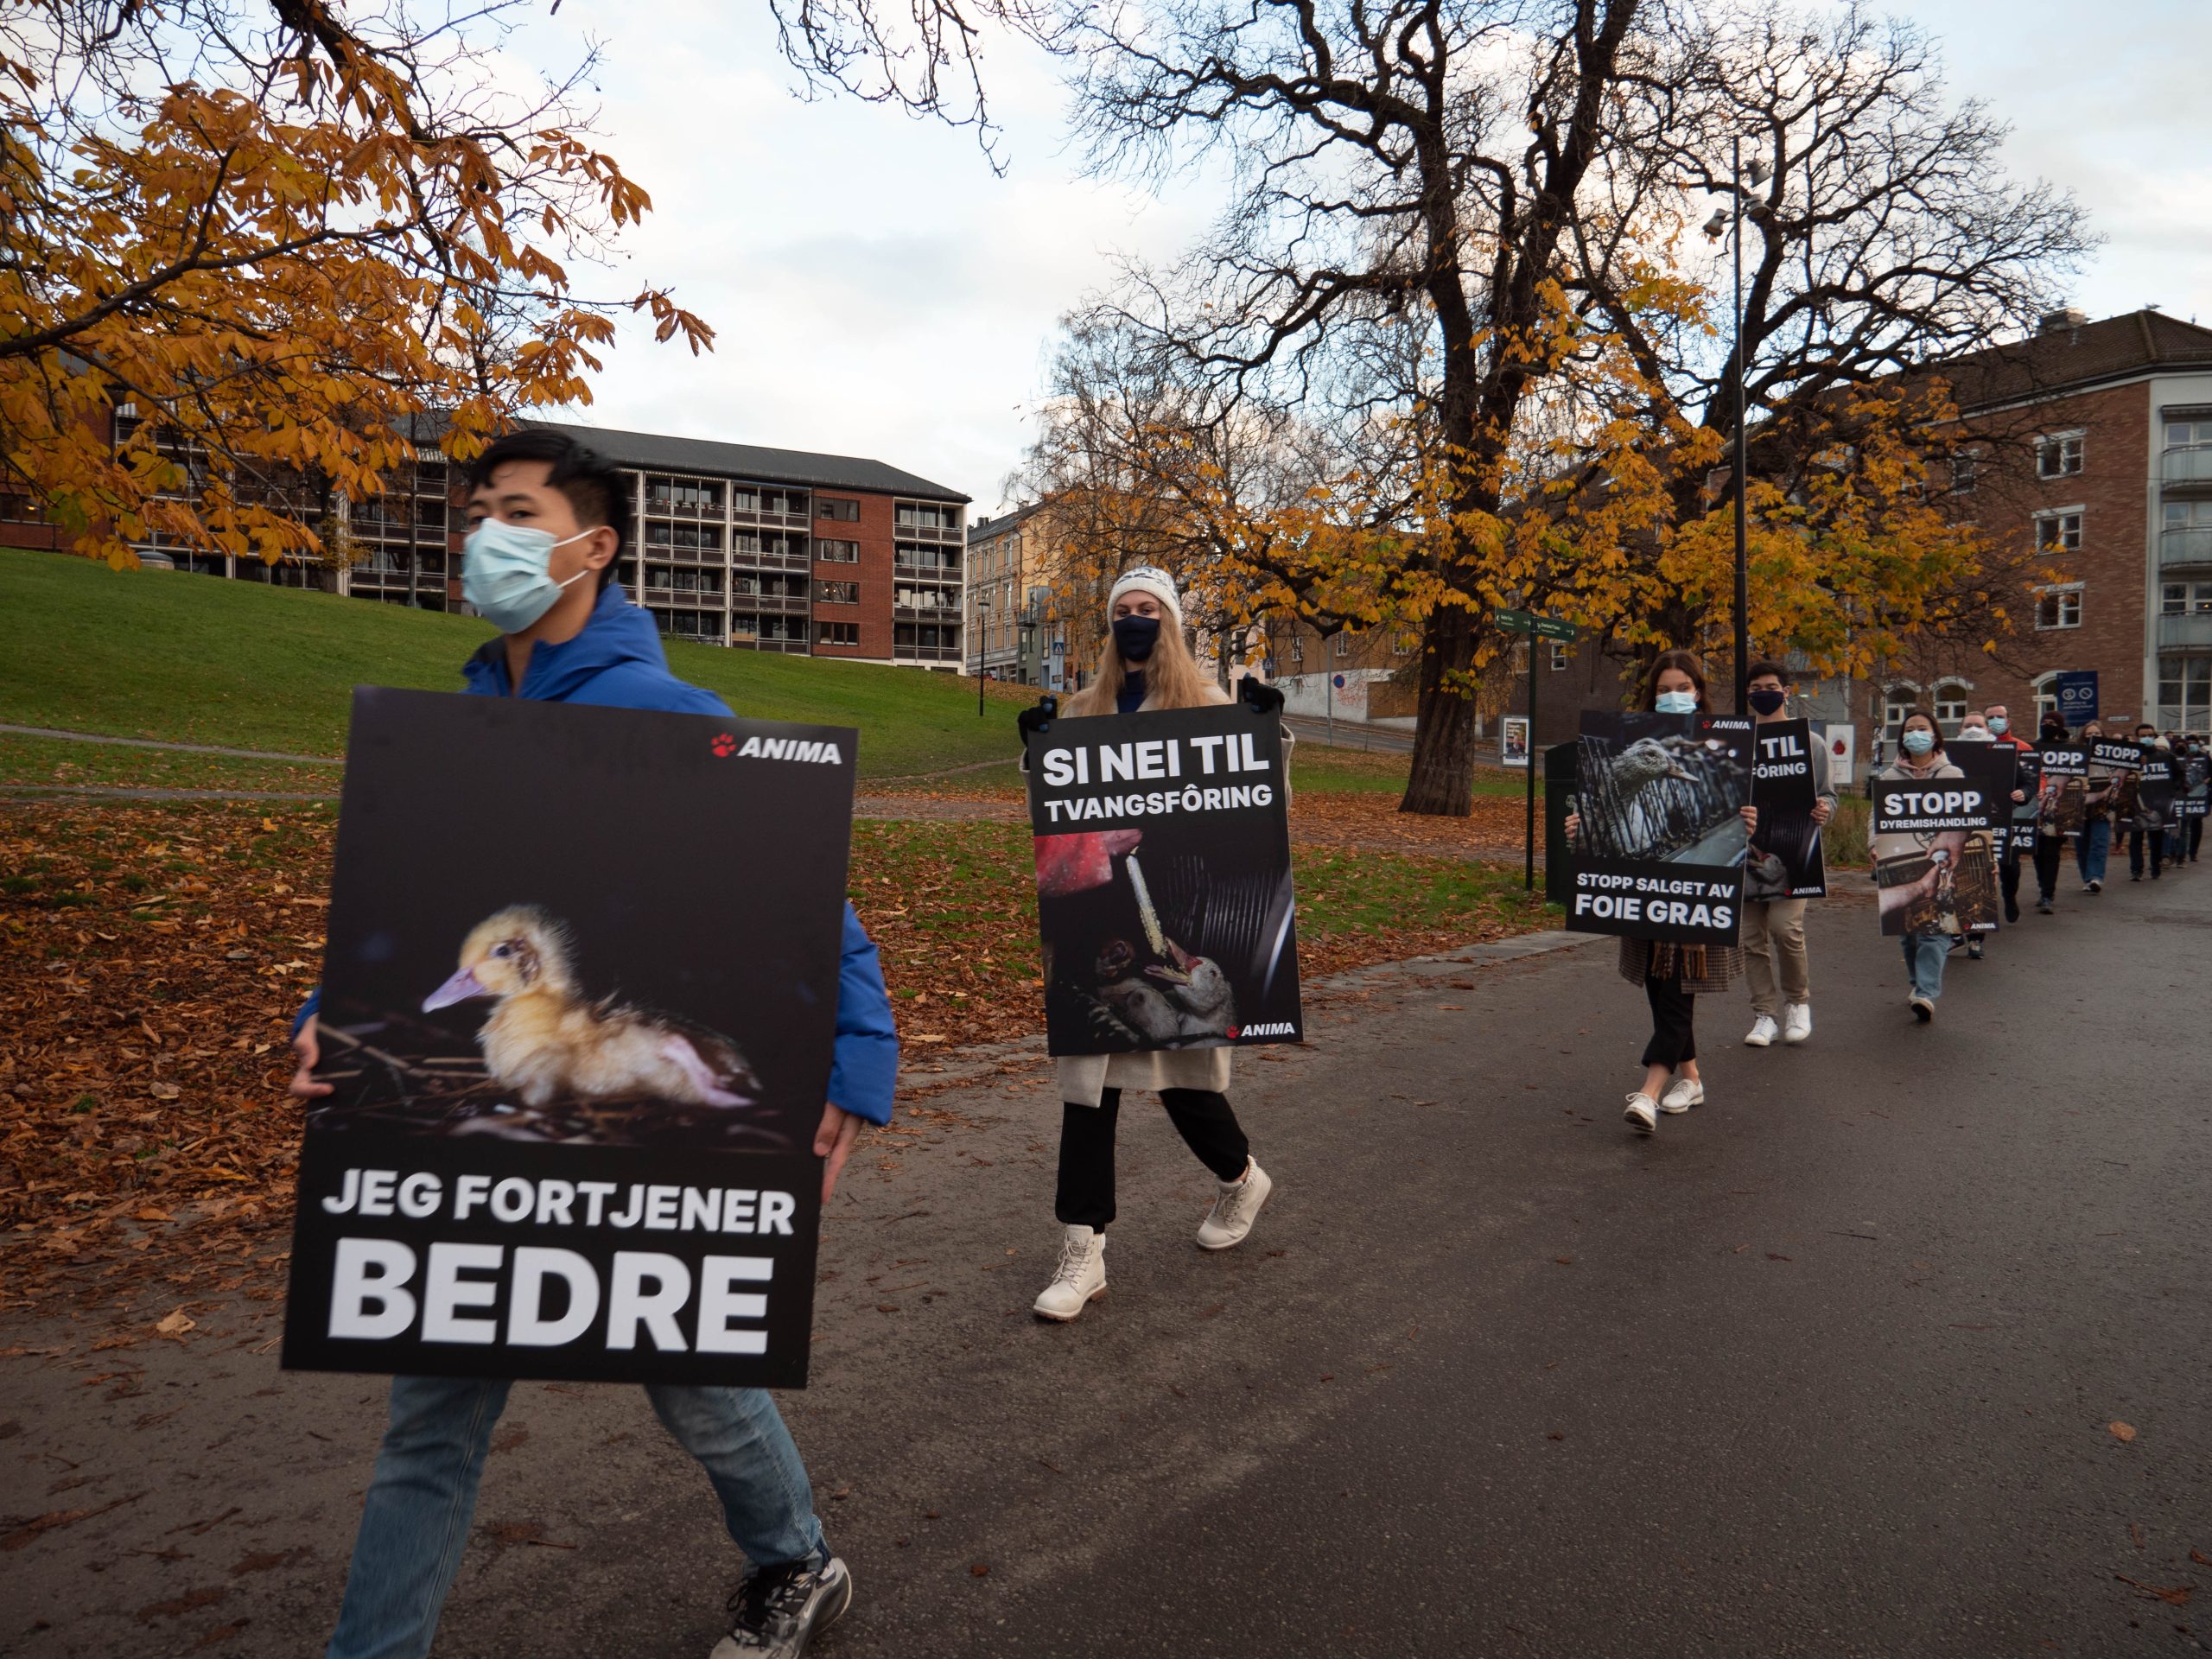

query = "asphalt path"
[4,870,2209,1657]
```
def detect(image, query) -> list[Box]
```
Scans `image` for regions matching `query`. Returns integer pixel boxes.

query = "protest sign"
[2139,755,2176,823]
[1026,704,1300,1055]
[284,690,855,1388]
[1947,745,2020,861]
[1746,719,1826,899]
[1560,712,1751,945]
[1872,779,1998,937]
[2089,738,2145,772]
[2184,754,2210,818]
[2036,742,2088,780]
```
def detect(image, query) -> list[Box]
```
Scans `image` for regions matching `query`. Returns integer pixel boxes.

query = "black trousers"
[2129,829,2165,878]
[1056,1086,1250,1231]
[2190,817,2204,861]
[1642,976,1696,1071]
[2033,832,2065,900]
[1999,843,2022,918]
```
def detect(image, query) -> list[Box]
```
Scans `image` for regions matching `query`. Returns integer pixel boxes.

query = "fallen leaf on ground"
[2108,1421,2137,1443]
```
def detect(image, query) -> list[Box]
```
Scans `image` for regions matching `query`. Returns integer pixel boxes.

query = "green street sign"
[1496,608,1576,642]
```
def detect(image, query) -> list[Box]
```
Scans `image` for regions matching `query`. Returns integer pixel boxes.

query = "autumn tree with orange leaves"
[0,0,711,569]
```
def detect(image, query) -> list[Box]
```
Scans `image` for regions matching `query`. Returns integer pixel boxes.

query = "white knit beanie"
[1108,565,1183,625]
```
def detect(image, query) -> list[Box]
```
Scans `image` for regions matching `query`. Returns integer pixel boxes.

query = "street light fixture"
[975,589,991,715]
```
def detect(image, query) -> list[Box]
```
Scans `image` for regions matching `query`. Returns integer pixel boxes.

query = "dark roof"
[968,500,1048,542]
[517,417,969,504]
[1936,310,2212,410]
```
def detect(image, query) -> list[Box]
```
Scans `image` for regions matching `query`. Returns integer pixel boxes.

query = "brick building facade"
[7,411,970,670]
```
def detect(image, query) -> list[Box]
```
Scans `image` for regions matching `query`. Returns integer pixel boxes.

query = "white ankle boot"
[1196,1160,1273,1251]
[1033,1224,1107,1321]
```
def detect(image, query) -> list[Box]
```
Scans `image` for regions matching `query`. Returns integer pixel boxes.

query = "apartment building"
[965,500,1055,683]
[36,410,970,670]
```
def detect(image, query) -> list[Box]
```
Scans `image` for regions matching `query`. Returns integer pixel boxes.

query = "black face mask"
[1111,614,1161,663]
[2042,723,2066,741]
[1747,688,1787,715]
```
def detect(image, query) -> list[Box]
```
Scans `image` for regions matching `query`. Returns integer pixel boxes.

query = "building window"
[2035,511,2082,553]
[1290,635,1303,664]
[2164,582,2212,616]
[1881,685,1917,740]
[817,620,860,646]
[1334,632,1351,658]
[1948,451,1980,494]
[2031,673,2061,729]
[817,497,860,523]
[2158,655,2212,734]
[1549,641,1570,671]
[2164,418,2212,450]
[2034,582,2083,629]
[2036,431,2084,479]
[816,539,860,563]
[1934,682,1970,732]
[817,581,859,605]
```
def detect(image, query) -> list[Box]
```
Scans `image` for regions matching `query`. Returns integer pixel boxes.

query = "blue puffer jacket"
[296,583,900,1124]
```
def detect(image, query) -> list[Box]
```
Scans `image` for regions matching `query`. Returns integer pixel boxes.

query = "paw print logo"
[1225,1025,1242,1039]
[710,733,737,758]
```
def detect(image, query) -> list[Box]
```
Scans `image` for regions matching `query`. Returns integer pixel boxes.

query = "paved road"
[1284,713,1415,753]
[5,875,2209,1656]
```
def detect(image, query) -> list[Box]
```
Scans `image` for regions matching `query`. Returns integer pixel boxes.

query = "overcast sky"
[515,0,2212,518]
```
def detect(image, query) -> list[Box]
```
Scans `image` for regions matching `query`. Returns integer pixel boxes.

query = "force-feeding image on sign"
[1872,779,1998,938]
[1746,719,1827,900]
[1026,705,1300,1055]
[1560,712,1752,945]
[283,690,858,1388]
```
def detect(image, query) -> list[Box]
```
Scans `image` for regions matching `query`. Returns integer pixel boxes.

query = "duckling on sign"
[422,906,758,1109]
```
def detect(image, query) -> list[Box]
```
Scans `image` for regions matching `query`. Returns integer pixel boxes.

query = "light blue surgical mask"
[462,518,596,633]
[1903,728,1936,756]
[1986,716,2008,735]
[1654,690,1698,715]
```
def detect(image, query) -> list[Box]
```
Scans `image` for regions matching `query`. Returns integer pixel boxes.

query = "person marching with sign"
[288,433,898,1659]
[1986,703,2037,925]
[2073,718,2118,893]
[1560,651,1758,1135]
[1872,709,1967,1022]
[1014,566,1293,1321]
[1739,660,1834,1046]
[2126,723,2171,881]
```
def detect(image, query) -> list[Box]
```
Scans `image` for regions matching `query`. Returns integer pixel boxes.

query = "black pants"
[1642,976,1696,1071]
[2129,829,2164,879]
[2190,817,2204,861]
[1999,843,2022,918]
[2034,832,2065,901]
[1056,1086,1249,1231]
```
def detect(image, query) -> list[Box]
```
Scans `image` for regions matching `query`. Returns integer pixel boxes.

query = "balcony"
[2158,611,2212,652]
[2161,447,2212,487]
[897,642,964,663]
[731,634,810,655]
[731,592,809,615]
[2161,527,2212,569]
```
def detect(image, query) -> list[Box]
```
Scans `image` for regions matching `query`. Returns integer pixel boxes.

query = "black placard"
[283,690,857,1386]
[2089,739,2146,772]
[1025,704,1301,1053]
[1746,719,1827,899]
[1948,745,2020,862]
[1872,779,1998,938]
[1560,712,1751,945]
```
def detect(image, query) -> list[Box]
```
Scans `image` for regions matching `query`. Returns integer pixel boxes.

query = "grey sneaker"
[712,1556,853,1658]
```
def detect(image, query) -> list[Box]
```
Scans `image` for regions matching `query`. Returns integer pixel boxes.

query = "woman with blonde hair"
[1014,565,1289,1321]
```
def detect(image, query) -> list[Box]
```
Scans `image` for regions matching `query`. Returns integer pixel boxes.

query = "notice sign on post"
[1501,715,1531,769]
[1559,712,1751,945]
[283,690,857,1388]
[1746,719,1826,899]
[1026,705,1301,1055]
[1872,779,1998,937]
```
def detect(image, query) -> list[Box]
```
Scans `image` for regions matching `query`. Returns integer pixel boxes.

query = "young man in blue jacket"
[288,430,897,1659]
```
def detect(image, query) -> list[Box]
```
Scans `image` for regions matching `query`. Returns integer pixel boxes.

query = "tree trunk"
[1400,606,1480,817]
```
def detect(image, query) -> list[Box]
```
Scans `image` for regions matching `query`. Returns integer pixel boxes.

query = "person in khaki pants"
[1741,662,1836,1046]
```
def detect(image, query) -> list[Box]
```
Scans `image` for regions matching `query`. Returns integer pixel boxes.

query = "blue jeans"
[2075,818,2111,884]
[1901,932,1948,1002]
[327,1378,826,1659]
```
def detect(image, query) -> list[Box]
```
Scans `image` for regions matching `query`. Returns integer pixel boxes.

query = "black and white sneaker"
[712,1556,853,1658]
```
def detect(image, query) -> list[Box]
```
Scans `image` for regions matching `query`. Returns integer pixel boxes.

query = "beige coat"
[1030,680,1294,1108]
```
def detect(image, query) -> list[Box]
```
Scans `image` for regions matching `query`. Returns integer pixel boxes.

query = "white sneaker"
[1624,1092,1658,1134]
[1033,1225,1106,1321]
[1783,1003,1813,1045]
[1659,1077,1704,1114]
[1744,1014,1779,1047]
[1196,1160,1272,1251]
[1910,995,1934,1023]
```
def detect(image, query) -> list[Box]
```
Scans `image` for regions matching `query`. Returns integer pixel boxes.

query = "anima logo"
[729,734,846,766]
[1233,1021,1298,1039]
[710,733,737,758]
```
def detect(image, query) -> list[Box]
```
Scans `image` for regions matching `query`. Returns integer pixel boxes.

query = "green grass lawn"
[1291,741,1535,800]
[0,550,1031,777]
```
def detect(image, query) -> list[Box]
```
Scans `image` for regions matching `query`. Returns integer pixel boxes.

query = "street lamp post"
[975,590,990,715]
[1707,137,1771,717]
